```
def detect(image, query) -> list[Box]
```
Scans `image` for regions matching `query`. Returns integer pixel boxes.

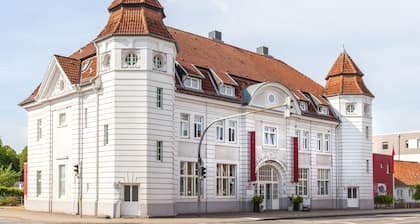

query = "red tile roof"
[69,42,96,60]
[395,161,420,186]
[97,0,173,42]
[324,51,373,97]
[169,27,328,105]
[108,0,163,11]
[19,84,41,106]
[54,55,81,84]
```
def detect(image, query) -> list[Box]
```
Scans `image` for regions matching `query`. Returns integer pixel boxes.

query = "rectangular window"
[216,164,236,197]
[194,115,204,138]
[365,126,369,139]
[216,121,224,142]
[228,121,237,143]
[36,171,42,197]
[303,131,309,151]
[219,85,235,97]
[324,134,330,152]
[124,185,139,202]
[382,142,389,150]
[295,130,301,151]
[58,165,66,198]
[295,168,309,196]
[156,141,163,161]
[317,169,330,195]
[84,108,88,128]
[59,113,67,127]
[184,77,200,90]
[180,113,190,138]
[366,160,370,173]
[386,163,390,174]
[264,126,277,146]
[37,119,42,141]
[317,133,323,151]
[179,161,200,197]
[157,87,163,109]
[104,125,109,146]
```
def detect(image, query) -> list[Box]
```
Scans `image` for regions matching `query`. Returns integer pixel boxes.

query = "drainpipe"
[93,80,100,217]
[49,104,53,213]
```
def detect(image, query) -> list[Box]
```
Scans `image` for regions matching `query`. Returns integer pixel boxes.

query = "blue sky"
[1,0,420,152]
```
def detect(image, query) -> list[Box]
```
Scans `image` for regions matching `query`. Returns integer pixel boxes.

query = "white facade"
[21,2,375,218]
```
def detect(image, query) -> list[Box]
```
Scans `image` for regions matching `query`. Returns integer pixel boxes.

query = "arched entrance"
[254,165,280,210]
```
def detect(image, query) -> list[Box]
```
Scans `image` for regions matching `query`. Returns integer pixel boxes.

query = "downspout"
[77,85,84,217]
[49,103,53,213]
[93,80,100,217]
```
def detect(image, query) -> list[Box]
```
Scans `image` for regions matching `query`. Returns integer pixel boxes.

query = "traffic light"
[73,164,79,176]
[201,167,207,179]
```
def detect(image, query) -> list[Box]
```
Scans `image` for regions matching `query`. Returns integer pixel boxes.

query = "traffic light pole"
[196,99,291,215]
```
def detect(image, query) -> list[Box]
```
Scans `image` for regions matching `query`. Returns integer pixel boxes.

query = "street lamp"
[196,97,292,215]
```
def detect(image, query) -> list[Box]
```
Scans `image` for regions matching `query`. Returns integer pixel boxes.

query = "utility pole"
[196,97,292,215]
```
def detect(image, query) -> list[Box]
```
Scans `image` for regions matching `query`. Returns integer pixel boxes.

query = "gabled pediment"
[36,56,78,101]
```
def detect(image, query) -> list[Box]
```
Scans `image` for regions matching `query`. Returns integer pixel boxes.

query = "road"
[239,213,420,224]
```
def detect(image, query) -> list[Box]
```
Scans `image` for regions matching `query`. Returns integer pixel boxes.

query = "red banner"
[293,137,299,183]
[24,163,27,196]
[250,132,256,182]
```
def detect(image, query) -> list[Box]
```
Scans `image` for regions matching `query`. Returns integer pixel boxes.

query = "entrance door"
[257,165,280,210]
[347,187,359,208]
[121,185,140,217]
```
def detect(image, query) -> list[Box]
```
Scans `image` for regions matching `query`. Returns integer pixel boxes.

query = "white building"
[374,131,420,162]
[20,0,375,218]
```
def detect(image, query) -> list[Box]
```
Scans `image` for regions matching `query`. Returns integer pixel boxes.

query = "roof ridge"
[167,26,324,91]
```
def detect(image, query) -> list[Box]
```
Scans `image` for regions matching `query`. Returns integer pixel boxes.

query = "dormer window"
[219,85,235,97]
[318,106,329,115]
[299,102,308,111]
[183,77,201,90]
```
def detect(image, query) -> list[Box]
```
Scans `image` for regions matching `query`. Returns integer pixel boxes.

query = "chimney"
[209,30,222,42]
[257,46,269,56]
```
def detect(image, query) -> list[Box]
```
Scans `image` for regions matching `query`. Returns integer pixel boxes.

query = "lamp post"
[196,97,292,215]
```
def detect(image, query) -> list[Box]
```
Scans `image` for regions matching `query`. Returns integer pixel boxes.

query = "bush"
[375,195,393,205]
[252,195,264,205]
[0,196,19,206]
[293,196,303,204]
[0,186,23,197]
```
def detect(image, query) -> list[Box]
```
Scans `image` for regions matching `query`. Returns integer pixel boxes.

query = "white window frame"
[216,121,225,142]
[296,168,309,196]
[156,141,163,162]
[365,126,369,139]
[36,171,42,197]
[366,160,370,173]
[382,142,389,150]
[228,120,237,144]
[84,108,88,129]
[180,113,190,138]
[179,161,200,197]
[219,85,235,97]
[124,185,139,202]
[183,77,201,90]
[346,103,356,115]
[122,51,140,68]
[318,106,329,115]
[153,53,166,71]
[299,102,308,111]
[263,126,277,146]
[58,113,67,127]
[295,130,301,151]
[104,125,109,146]
[58,165,66,198]
[324,134,330,152]
[216,164,237,197]
[194,115,204,139]
[317,133,323,151]
[156,87,163,109]
[37,119,42,141]
[302,131,309,151]
[317,169,330,196]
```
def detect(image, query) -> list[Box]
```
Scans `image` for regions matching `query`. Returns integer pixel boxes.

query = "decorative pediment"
[36,56,77,101]
[243,82,301,115]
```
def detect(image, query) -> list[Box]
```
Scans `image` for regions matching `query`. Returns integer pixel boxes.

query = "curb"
[258,210,420,221]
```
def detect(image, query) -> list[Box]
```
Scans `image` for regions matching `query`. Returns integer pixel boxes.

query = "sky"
[1,0,420,152]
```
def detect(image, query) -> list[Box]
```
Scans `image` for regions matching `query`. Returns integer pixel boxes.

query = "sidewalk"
[1,207,420,224]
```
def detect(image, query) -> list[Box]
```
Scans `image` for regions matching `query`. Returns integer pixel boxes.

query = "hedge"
[0,186,23,197]
[374,195,393,205]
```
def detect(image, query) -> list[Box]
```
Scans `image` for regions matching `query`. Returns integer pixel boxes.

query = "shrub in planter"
[293,196,303,211]
[374,195,393,208]
[252,195,264,212]
[0,196,19,206]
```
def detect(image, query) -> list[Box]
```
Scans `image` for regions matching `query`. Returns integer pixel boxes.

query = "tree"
[412,185,420,202]
[18,147,27,173]
[0,137,2,147]
[0,165,20,187]
[0,146,19,172]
